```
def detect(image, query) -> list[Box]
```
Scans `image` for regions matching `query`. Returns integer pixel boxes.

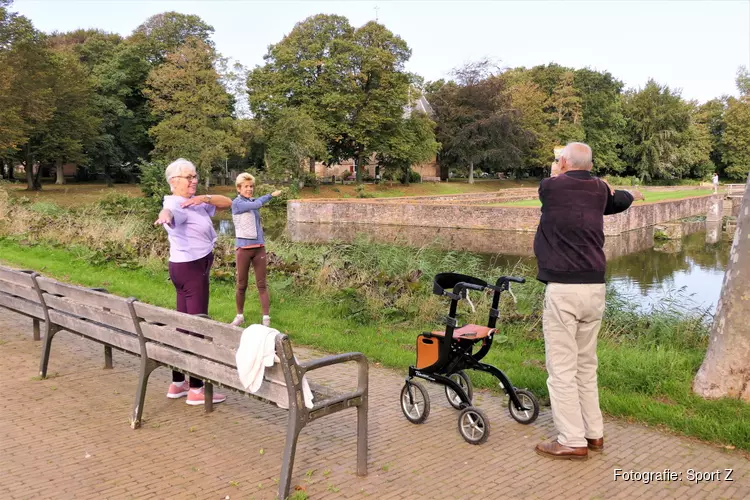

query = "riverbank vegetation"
[0,184,747,451]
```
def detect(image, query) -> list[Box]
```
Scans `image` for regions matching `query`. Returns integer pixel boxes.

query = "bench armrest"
[299,352,368,395]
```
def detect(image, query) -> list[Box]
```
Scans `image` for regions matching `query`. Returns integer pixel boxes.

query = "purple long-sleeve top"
[161,195,217,263]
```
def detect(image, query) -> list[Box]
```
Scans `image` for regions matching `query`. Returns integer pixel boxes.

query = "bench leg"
[38,324,60,378]
[104,345,113,369]
[278,414,302,500]
[357,399,368,477]
[32,319,41,341]
[204,382,214,413]
[131,358,159,430]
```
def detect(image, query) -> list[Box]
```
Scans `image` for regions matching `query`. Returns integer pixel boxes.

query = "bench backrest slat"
[0,293,45,318]
[139,322,237,367]
[47,310,140,354]
[0,276,41,303]
[37,278,133,316]
[44,294,138,334]
[133,302,240,347]
[146,342,289,405]
[0,267,36,287]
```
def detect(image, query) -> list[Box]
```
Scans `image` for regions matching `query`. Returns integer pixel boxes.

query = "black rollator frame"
[400,272,540,445]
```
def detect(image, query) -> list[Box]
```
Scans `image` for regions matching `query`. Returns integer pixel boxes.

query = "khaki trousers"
[543,282,606,447]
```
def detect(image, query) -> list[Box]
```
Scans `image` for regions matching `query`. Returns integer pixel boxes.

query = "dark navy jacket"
[533,170,634,284]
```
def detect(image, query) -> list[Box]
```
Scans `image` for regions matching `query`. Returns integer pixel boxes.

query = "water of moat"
[215,211,731,316]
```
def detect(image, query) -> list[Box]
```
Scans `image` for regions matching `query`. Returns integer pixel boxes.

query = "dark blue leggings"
[168,252,214,388]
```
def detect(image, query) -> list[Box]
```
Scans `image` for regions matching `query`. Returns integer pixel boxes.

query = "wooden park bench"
[1,267,368,500]
[0,266,48,341]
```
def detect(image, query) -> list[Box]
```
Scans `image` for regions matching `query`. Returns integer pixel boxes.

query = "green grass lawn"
[0,237,747,451]
[495,189,714,207]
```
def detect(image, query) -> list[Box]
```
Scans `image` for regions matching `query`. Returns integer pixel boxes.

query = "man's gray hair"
[561,142,593,171]
[164,158,196,183]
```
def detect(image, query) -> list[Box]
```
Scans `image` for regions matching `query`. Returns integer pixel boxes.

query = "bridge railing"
[726,184,746,196]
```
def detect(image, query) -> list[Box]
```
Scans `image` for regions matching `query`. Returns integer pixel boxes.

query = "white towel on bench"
[235,324,314,409]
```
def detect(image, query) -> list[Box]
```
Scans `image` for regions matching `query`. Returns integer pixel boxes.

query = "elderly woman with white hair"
[153,158,232,406]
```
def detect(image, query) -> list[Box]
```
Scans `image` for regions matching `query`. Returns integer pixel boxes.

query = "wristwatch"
[204,195,212,203]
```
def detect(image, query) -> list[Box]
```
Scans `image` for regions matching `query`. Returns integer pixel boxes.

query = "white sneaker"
[230,314,244,327]
[262,315,271,327]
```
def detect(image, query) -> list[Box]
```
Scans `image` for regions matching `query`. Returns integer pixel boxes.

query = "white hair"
[164,158,196,192]
[561,142,593,171]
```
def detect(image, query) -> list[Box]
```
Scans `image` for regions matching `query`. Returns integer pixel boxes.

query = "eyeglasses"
[172,174,199,182]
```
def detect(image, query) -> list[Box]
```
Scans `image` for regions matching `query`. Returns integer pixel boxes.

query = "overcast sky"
[12,0,750,103]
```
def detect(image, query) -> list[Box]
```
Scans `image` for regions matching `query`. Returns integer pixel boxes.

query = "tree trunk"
[105,165,113,188]
[355,153,363,184]
[468,161,474,184]
[33,161,43,190]
[309,157,315,174]
[692,171,750,401]
[25,145,38,191]
[55,159,66,185]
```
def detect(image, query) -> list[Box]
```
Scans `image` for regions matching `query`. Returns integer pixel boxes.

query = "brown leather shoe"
[586,437,604,452]
[535,438,588,460]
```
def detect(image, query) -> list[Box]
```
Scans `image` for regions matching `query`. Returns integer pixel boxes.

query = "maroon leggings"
[168,252,214,388]
[235,246,270,316]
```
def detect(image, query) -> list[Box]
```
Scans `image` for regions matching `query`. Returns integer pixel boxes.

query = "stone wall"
[288,219,707,260]
[602,195,715,234]
[287,194,715,236]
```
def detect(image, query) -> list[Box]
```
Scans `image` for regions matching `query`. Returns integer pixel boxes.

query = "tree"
[144,38,243,186]
[621,80,692,182]
[697,98,727,176]
[693,171,750,402]
[547,70,584,145]
[247,15,413,182]
[30,51,101,185]
[133,11,214,63]
[247,14,354,174]
[377,109,439,184]
[573,68,626,175]
[431,60,529,182]
[266,108,325,182]
[501,68,555,174]
[0,2,56,189]
[336,21,412,182]
[722,67,750,180]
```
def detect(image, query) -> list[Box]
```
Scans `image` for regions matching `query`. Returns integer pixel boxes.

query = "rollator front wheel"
[444,370,473,410]
[508,389,540,424]
[400,381,430,424]
[457,406,490,445]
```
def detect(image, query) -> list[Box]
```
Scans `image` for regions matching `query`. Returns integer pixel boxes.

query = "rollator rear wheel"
[400,381,430,424]
[508,389,540,424]
[444,370,473,410]
[457,406,490,445]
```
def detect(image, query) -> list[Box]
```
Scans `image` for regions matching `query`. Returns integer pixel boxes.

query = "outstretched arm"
[181,194,232,209]
[232,192,280,213]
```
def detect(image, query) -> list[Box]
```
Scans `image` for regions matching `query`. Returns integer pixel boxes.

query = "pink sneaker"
[186,387,227,406]
[167,381,190,399]
[230,314,244,327]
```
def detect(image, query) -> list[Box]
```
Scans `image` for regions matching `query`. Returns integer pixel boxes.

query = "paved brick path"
[1,310,747,499]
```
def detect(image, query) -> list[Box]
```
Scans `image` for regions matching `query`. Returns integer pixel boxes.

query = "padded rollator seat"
[431,324,495,340]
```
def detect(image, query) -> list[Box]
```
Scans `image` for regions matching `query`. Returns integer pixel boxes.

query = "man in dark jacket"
[533,142,643,460]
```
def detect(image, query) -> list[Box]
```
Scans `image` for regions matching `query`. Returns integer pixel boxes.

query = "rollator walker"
[400,272,540,444]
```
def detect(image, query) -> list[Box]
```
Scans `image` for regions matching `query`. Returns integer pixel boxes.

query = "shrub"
[137,159,170,211]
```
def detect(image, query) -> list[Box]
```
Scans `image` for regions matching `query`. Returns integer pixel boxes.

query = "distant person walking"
[533,142,643,460]
[229,173,281,328]
[712,172,719,194]
[154,158,232,406]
